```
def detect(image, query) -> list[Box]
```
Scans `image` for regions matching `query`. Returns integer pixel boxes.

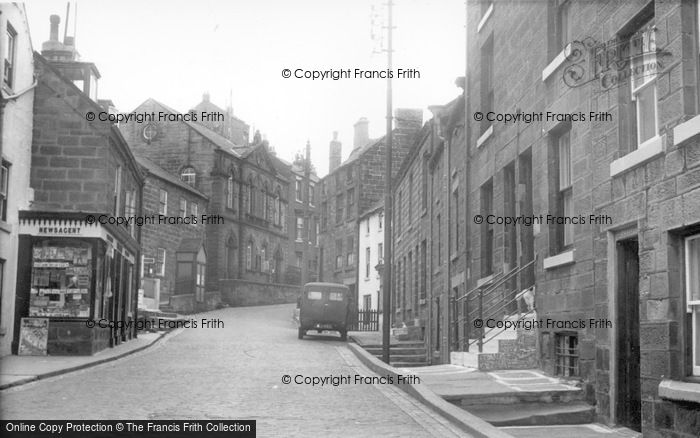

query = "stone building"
[357,202,383,311]
[390,96,466,359]
[0,3,34,356]
[134,152,209,313]
[12,16,143,355]
[120,97,317,305]
[429,0,700,435]
[318,110,422,311]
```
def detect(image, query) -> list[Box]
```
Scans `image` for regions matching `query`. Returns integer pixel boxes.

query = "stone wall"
[219,279,300,307]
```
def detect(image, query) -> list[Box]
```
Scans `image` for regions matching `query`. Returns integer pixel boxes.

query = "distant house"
[134,152,209,313]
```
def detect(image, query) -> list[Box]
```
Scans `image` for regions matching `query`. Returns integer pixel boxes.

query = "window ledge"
[659,380,700,404]
[673,114,700,145]
[476,274,494,288]
[610,135,664,178]
[476,125,493,148]
[544,250,575,270]
[477,3,494,33]
[542,46,571,82]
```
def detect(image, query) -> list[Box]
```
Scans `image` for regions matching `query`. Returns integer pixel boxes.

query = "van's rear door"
[323,289,347,327]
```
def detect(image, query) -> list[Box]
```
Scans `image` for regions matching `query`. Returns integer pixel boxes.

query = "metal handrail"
[457,256,537,303]
[461,255,538,352]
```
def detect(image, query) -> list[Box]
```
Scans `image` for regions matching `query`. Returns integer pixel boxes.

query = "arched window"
[226,174,234,209]
[247,177,255,215]
[181,166,196,186]
[263,183,269,221]
[246,241,253,270]
[261,244,267,273]
[227,235,237,278]
[274,187,281,225]
[258,181,265,218]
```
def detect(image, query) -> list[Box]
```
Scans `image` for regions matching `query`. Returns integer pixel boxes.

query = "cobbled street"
[0,304,471,438]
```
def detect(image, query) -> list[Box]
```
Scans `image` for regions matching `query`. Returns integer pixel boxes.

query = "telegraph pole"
[382,0,394,365]
[302,140,311,285]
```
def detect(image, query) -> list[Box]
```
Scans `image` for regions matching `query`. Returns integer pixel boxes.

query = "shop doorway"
[615,238,641,432]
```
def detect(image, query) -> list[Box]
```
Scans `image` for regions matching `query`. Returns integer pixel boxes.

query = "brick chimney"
[329,131,342,173]
[42,15,78,62]
[353,117,369,150]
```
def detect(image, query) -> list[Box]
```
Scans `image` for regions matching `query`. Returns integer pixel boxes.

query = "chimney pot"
[353,117,369,150]
[49,15,60,42]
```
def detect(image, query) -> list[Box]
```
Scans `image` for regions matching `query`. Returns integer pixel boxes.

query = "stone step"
[445,387,584,407]
[370,353,427,363]
[360,342,425,349]
[391,361,429,368]
[465,401,595,427]
[364,346,427,355]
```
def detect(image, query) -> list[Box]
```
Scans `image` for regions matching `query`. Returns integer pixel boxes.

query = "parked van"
[297,282,350,341]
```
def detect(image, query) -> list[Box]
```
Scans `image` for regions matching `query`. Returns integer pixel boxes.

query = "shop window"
[0,161,9,222]
[156,248,166,276]
[180,166,196,187]
[555,333,579,377]
[3,24,16,88]
[28,240,93,318]
[159,189,168,215]
[686,234,700,376]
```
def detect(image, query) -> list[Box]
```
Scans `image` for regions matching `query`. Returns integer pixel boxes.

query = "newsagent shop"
[12,212,140,355]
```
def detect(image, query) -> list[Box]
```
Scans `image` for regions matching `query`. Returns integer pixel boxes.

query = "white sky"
[24,0,466,177]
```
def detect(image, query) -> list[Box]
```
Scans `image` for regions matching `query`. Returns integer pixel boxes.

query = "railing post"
[465,294,470,352]
[478,288,484,353]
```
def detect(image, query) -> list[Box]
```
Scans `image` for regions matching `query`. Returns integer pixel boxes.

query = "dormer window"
[181,166,196,186]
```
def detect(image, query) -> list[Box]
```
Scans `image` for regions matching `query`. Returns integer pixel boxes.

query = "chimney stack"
[394,108,423,132]
[353,117,369,150]
[50,15,60,41]
[329,131,342,174]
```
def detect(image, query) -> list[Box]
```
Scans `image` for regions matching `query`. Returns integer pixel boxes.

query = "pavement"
[349,331,641,438]
[0,304,477,437]
[0,307,641,438]
[0,331,168,390]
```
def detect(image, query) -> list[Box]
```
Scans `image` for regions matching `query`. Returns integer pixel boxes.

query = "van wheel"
[298,328,305,339]
[340,330,347,342]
